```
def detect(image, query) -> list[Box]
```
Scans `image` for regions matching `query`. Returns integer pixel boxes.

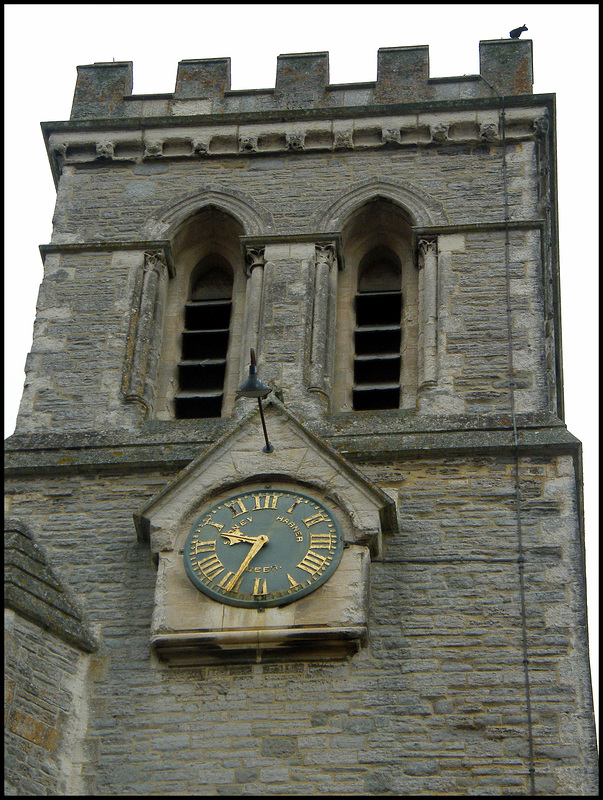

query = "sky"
[4,4,598,736]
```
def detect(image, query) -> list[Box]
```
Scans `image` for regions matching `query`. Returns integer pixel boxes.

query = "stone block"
[375,46,430,103]
[275,52,329,101]
[174,58,230,99]
[71,62,133,120]
[479,39,533,96]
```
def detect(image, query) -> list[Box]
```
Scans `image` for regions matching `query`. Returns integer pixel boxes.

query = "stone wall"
[4,612,90,795]
[4,450,596,794]
[18,137,550,433]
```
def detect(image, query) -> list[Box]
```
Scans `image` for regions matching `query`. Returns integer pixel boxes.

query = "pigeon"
[510,24,528,39]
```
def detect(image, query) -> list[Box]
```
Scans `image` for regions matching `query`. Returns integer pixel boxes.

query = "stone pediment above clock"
[134,398,397,559]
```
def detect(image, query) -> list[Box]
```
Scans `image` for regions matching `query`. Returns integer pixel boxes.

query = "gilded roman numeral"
[200,515,224,532]
[224,497,248,517]
[191,539,216,555]
[303,512,330,528]
[195,553,225,580]
[252,492,282,510]
[287,573,303,589]
[309,532,333,550]
[216,571,236,589]
[286,497,303,514]
[297,550,328,576]
[252,577,268,596]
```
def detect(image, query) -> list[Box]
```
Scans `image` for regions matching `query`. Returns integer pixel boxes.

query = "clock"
[184,489,344,608]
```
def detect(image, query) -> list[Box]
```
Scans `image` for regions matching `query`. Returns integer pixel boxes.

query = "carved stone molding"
[240,246,267,378]
[309,242,338,397]
[533,110,549,137]
[479,122,499,142]
[382,127,402,145]
[430,122,449,143]
[51,141,69,165]
[333,130,354,150]
[95,139,115,159]
[245,246,266,275]
[239,135,259,153]
[144,140,164,159]
[191,136,211,155]
[417,236,438,265]
[45,107,552,187]
[314,242,336,271]
[286,132,306,151]
[417,237,438,389]
[122,250,169,418]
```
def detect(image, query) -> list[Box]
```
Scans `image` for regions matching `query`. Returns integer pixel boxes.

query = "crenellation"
[68,41,533,122]
[375,45,431,104]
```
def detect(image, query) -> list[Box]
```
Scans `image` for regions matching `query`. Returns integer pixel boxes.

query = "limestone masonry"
[4,40,598,795]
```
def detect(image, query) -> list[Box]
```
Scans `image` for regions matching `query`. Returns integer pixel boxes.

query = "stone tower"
[5,40,598,795]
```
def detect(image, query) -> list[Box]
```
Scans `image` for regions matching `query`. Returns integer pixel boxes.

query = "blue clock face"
[184,490,344,608]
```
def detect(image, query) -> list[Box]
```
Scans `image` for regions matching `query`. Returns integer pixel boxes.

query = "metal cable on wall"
[499,91,537,796]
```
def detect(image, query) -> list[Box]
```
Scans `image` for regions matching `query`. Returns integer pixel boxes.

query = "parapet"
[69,39,533,120]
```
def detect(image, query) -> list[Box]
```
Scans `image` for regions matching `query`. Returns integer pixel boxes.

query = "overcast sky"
[4,4,598,733]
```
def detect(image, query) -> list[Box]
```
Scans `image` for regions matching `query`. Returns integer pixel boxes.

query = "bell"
[235,366,272,398]
[236,350,272,399]
[236,349,274,452]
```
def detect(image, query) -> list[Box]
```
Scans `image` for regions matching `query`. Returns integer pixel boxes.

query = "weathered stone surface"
[4,42,597,797]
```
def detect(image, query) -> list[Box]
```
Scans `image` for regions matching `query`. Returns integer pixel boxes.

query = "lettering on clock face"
[183,490,344,608]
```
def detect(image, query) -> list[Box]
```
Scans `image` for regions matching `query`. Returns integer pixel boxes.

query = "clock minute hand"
[224,534,269,591]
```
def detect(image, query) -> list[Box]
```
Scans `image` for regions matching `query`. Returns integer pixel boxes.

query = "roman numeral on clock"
[303,511,330,528]
[309,532,332,549]
[297,550,328,576]
[224,497,248,517]
[200,515,224,532]
[195,553,225,580]
[191,539,216,555]
[287,573,302,589]
[252,492,282,510]
[252,577,268,596]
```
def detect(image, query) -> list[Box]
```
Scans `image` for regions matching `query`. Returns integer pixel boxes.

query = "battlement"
[70,39,533,120]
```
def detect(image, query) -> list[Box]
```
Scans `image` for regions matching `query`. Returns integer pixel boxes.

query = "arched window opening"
[353,247,402,411]
[175,255,233,419]
[154,206,246,422]
[332,197,417,414]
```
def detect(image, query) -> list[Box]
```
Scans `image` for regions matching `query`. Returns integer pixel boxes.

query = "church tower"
[5,40,598,795]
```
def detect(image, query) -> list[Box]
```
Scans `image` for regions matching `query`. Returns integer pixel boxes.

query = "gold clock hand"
[225,534,269,591]
[221,529,263,546]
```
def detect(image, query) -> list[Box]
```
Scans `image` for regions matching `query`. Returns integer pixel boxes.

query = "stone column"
[418,237,438,388]
[240,246,266,381]
[122,250,169,417]
[309,242,337,397]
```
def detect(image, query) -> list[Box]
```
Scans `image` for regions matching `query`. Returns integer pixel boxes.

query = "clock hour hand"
[221,526,267,546]
[224,534,269,591]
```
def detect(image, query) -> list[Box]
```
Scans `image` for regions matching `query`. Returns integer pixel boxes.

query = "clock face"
[183,489,344,608]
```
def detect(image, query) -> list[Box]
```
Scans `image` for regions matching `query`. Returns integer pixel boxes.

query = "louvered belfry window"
[174,259,233,419]
[353,247,402,411]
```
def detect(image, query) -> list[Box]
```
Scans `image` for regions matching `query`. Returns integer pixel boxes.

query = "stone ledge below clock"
[151,544,370,665]
[151,625,367,666]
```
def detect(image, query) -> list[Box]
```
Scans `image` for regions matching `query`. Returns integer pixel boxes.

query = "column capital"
[417,236,438,268]
[244,245,266,276]
[143,250,168,276]
[314,242,337,271]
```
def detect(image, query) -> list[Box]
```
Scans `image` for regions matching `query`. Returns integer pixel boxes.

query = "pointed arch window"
[332,197,418,413]
[353,246,402,410]
[174,255,233,419]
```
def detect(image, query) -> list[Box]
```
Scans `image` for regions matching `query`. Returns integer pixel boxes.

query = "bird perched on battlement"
[510,24,528,39]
